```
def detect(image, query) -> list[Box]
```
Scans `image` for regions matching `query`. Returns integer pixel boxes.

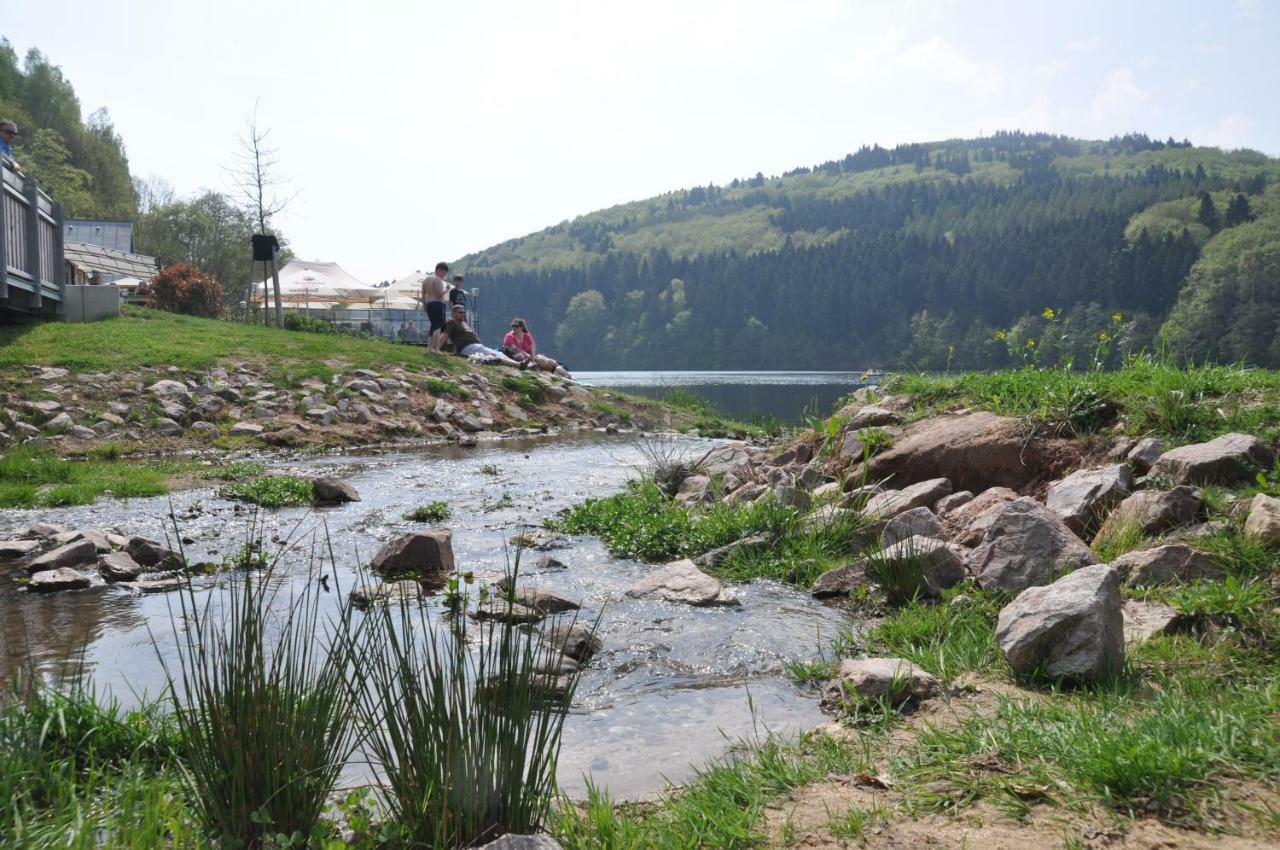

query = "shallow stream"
[0,433,851,799]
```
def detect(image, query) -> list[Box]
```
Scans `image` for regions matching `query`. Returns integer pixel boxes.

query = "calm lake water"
[577,371,879,422]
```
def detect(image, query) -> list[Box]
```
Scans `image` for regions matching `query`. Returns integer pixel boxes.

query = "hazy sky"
[5,0,1278,282]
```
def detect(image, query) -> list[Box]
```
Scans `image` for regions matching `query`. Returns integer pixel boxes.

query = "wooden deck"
[1,164,65,314]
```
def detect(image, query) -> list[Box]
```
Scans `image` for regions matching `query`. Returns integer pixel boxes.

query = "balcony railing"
[1,162,65,311]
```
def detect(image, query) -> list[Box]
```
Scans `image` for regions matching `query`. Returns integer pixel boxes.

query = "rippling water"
[578,371,878,423]
[0,433,852,799]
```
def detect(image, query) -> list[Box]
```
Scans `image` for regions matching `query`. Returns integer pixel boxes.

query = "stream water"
[0,433,851,799]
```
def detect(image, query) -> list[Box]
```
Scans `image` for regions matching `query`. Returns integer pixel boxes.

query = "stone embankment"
[0,361,652,453]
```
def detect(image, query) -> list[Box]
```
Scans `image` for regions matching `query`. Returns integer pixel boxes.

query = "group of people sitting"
[421,261,569,377]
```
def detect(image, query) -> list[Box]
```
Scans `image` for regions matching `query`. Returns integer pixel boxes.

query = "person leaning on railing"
[0,120,20,171]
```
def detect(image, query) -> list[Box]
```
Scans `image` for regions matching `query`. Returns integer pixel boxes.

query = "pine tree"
[1196,192,1221,233]
[1224,193,1253,227]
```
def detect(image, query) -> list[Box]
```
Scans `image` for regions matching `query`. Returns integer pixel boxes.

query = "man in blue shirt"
[0,121,18,169]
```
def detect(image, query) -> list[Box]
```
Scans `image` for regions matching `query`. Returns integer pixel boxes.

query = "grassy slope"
[461,141,1280,275]
[0,306,466,375]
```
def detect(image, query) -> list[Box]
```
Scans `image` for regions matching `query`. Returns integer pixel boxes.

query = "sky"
[4,0,1279,283]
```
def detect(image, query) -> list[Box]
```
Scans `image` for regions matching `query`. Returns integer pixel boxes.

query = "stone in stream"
[27,539,98,574]
[810,562,870,599]
[529,555,568,570]
[478,834,564,850]
[117,576,187,594]
[0,540,40,558]
[625,559,740,607]
[24,522,70,540]
[473,600,544,624]
[510,587,581,615]
[98,552,144,582]
[126,537,185,572]
[544,623,601,662]
[996,564,1124,682]
[312,477,360,505]
[509,529,568,551]
[370,531,455,577]
[966,497,1099,596]
[1149,432,1274,485]
[1111,543,1223,588]
[60,529,112,553]
[27,567,92,592]
[820,657,938,713]
[349,580,429,608]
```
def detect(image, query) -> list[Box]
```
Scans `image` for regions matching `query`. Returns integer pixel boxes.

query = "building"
[63,241,158,302]
[63,219,135,252]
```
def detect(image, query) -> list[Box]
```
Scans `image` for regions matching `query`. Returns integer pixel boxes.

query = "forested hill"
[462,133,1280,371]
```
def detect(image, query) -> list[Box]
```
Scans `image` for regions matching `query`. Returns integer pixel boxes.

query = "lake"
[576,371,881,423]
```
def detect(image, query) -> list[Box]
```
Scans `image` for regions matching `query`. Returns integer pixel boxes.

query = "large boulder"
[370,531,455,577]
[1111,544,1224,587]
[1099,486,1202,538]
[1150,433,1275,485]
[854,411,1073,493]
[312,477,360,505]
[862,478,953,521]
[349,579,428,608]
[98,552,144,582]
[1045,464,1133,535]
[624,559,739,607]
[1243,493,1280,545]
[880,507,946,547]
[966,497,1099,595]
[544,623,601,662]
[511,587,581,615]
[696,444,759,481]
[996,564,1124,681]
[946,487,1020,546]
[27,539,97,574]
[126,537,185,572]
[1126,438,1166,474]
[0,539,40,558]
[820,657,938,712]
[675,474,714,505]
[848,405,901,429]
[867,535,965,600]
[27,567,92,592]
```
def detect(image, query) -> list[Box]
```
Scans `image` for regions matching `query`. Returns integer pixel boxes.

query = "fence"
[1,163,65,313]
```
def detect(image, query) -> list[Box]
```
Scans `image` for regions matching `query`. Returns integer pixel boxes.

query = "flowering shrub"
[147,264,223,318]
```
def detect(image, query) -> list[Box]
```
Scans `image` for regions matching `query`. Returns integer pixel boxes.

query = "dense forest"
[0,40,280,306]
[464,133,1280,370]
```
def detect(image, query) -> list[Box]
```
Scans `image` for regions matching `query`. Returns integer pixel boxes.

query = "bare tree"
[227,101,296,326]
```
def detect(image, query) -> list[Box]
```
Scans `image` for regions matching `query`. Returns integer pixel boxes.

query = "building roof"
[64,220,135,252]
[64,241,158,279]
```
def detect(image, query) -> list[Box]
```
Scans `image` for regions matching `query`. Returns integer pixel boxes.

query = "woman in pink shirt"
[502,318,537,363]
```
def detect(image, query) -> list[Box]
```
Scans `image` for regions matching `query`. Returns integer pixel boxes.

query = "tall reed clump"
[158,540,360,848]
[348,563,581,847]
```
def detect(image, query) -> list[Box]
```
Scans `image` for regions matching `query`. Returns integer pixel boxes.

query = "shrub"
[147,263,223,318]
[283,312,335,334]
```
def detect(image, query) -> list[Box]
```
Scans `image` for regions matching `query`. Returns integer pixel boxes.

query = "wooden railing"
[1,163,65,310]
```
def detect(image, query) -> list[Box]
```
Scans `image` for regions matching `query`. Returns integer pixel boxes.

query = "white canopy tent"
[252,260,382,306]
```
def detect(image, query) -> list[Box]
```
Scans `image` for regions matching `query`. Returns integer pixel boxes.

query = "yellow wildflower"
[993,329,1008,342]
[1098,331,1110,342]
[1042,307,1056,321]
[1111,312,1123,324]
[1026,339,1037,350]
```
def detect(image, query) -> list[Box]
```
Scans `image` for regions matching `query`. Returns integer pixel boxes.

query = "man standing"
[421,261,451,353]
[0,121,19,170]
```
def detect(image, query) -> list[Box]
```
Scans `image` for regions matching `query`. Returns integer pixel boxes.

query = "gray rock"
[810,562,869,599]
[544,623,601,662]
[455,413,485,432]
[812,481,842,501]
[880,507,946,547]
[27,539,97,574]
[868,535,965,599]
[1111,544,1224,587]
[147,379,192,401]
[370,531,455,577]
[312,477,360,505]
[125,537,185,571]
[23,522,67,540]
[820,657,938,712]
[473,600,544,624]
[946,486,1022,546]
[153,417,183,436]
[1122,599,1181,646]
[530,555,569,570]
[14,421,40,439]
[862,478,953,521]
[117,576,186,594]
[43,411,73,433]
[65,529,111,553]
[509,530,567,551]
[697,443,759,480]
[849,405,902,429]
[478,834,563,849]
[228,421,263,436]
[27,567,91,592]
[67,424,97,440]
[306,405,338,426]
[1102,486,1202,537]
[934,491,974,514]
[771,482,811,511]
[1243,493,1280,545]
[675,474,714,505]
[966,497,1099,595]
[1045,464,1133,535]
[0,539,40,558]
[511,587,581,615]
[996,564,1124,681]
[625,559,740,606]
[190,421,220,438]
[349,579,429,608]
[1126,438,1167,473]
[1150,433,1275,485]
[691,532,772,568]
[159,401,187,421]
[98,552,144,582]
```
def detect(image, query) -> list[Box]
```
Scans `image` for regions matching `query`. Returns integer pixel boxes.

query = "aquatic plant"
[218,475,314,507]
[404,500,452,522]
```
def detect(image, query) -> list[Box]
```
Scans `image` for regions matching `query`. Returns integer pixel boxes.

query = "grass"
[347,559,579,847]
[502,373,547,405]
[160,556,360,847]
[420,376,471,399]
[404,500,452,522]
[886,357,1280,443]
[0,306,464,375]
[549,478,796,564]
[219,475,315,507]
[0,444,169,507]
